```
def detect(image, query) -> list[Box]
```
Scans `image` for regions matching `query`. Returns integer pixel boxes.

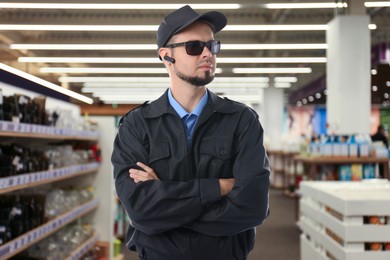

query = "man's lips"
[198,63,213,70]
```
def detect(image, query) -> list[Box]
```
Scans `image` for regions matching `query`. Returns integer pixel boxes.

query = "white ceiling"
[0,1,389,105]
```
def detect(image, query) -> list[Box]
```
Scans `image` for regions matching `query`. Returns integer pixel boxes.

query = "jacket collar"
[144,88,240,119]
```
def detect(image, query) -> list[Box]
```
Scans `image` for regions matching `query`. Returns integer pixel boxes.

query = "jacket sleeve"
[184,110,270,236]
[111,113,221,235]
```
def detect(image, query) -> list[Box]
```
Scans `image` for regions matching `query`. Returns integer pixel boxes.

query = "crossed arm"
[130,162,235,196]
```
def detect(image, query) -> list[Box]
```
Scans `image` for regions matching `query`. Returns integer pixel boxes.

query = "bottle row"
[0,90,97,132]
[0,187,94,246]
[317,164,377,181]
[308,134,388,158]
[13,223,98,260]
[0,199,98,260]
[0,143,101,178]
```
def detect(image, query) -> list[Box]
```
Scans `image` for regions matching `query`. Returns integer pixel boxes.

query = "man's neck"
[170,83,206,113]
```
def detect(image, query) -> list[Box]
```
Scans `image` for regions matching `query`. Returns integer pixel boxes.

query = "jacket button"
[220,149,226,155]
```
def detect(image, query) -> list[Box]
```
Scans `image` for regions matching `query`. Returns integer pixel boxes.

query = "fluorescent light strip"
[20,57,326,64]
[11,43,328,51]
[274,82,292,88]
[225,25,328,31]
[0,63,93,104]
[11,44,157,50]
[365,2,390,7]
[88,89,263,95]
[263,3,347,9]
[83,83,269,88]
[20,57,160,63]
[59,76,269,83]
[274,77,298,83]
[1,24,376,31]
[233,68,312,74]
[0,3,240,9]
[40,67,222,74]
[222,43,327,50]
[219,57,326,63]
[41,67,167,74]
[98,94,262,103]
[0,25,158,31]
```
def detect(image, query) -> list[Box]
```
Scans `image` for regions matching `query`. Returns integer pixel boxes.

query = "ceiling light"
[233,68,312,74]
[263,3,347,9]
[371,69,378,75]
[274,77,298,82]
[19,57,326,64]
[83,82,268,88]
[274,82,292,88]
[1,24,376,32]
[0,25,158,31]
[86,88,263,95]
[11,44,157,50]
[365,2,390,7]
[225,25,328,31]
[0,63,93,104]
[19,57,160,63]
[315,93,322,99]
[0,3,241,9]
[59,76,269,83]
[368,24,377,30]
[11,43,328,51]
[372,85,378,91]
[223,43,327,50]
[40,67,168,74]
[40,67,222,74]
[219,57,326,63]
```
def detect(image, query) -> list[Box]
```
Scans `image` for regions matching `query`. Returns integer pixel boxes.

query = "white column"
[326,4,370,135]
[263,87,284,139]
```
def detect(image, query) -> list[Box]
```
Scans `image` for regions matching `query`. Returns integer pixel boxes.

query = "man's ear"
[159,48,169,60]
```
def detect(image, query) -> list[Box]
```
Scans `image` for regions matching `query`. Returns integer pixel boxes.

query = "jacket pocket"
[148,139,170,179]
[199,136,238,178]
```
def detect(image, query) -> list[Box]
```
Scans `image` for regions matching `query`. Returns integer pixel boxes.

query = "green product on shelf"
[363,164,376,179]
[339,165,351,181]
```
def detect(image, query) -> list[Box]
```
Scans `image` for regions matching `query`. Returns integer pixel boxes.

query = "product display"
[0,194,45,245]
[20,223,95,260]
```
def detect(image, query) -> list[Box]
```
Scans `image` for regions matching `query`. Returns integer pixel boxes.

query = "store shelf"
[0,199,99,260]
[65,231,99,260]
[0,120,99,141]
[0,162,100,194]
[299,181,390,260]
[295,156,389,165]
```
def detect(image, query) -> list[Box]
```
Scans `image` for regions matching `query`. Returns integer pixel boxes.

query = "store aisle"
[121,189,300,260]
[248,189,300,260]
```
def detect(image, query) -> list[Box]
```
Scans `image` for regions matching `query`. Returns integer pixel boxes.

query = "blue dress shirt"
[168,89,208,148]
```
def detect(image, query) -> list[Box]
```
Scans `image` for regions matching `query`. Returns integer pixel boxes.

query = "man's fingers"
[137,162,152,172]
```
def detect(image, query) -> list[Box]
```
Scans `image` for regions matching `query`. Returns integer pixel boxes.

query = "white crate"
[298,180,390,260]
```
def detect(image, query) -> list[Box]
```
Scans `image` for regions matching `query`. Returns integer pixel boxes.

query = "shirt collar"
[168,88,208,119]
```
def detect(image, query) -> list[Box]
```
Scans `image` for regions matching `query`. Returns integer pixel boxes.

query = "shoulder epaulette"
[118,101,149,126]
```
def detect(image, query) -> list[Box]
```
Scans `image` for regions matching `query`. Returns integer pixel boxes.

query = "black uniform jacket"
[111,89,270,260]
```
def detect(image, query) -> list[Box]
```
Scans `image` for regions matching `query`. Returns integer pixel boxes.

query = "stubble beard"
[173,64,215,87]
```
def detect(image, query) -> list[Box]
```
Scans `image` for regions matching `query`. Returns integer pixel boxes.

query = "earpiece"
[164,56,175,64]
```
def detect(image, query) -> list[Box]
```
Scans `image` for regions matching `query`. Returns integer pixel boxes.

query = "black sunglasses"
[165,40,221,56]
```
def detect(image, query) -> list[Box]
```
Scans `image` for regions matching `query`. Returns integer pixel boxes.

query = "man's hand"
[219,178,235,196]
[129,162,159,183]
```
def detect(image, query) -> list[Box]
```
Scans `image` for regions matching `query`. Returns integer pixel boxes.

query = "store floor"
[120,188,300,260]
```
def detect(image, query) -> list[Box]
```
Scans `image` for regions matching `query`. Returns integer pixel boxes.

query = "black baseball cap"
[156,5,227,51]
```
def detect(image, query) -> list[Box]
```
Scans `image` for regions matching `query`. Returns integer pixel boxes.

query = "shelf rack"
[0,199,99,260]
